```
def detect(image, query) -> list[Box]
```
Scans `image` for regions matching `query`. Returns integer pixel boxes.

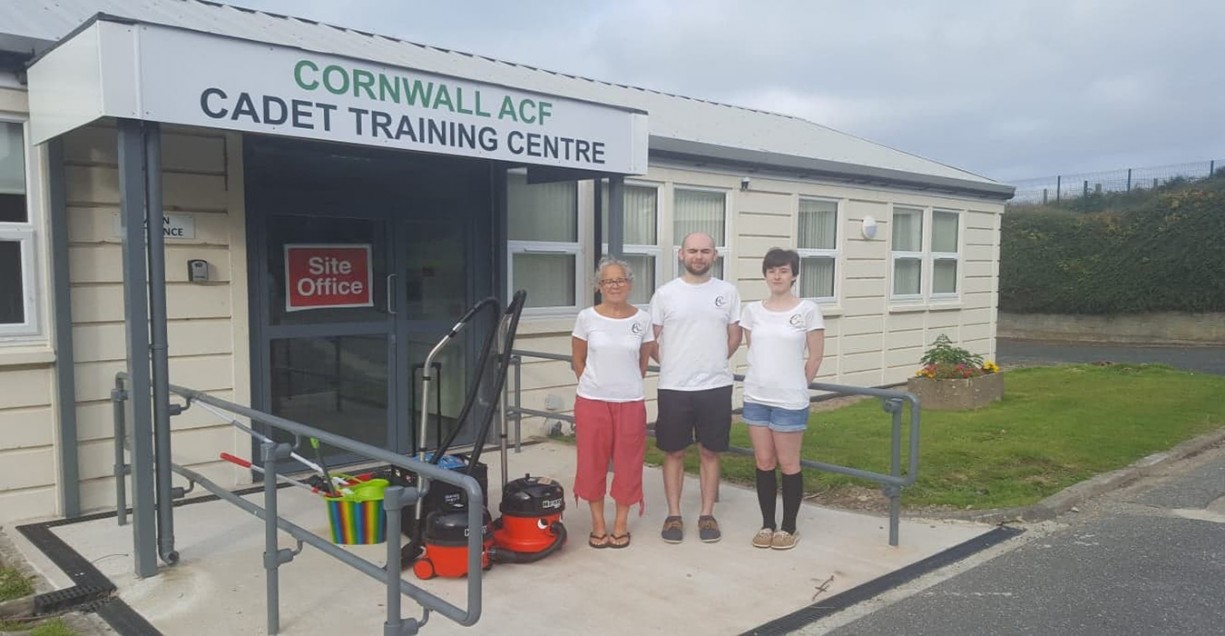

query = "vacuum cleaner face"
[493,474,566,555]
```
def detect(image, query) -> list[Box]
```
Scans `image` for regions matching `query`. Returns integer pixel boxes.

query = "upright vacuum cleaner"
[399,290,566,579]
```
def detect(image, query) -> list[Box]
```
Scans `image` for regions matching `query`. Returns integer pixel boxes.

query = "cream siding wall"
[0,85,60,521]
[511,163,1006,437]
[58,123,252,518]
[0,364,57,521]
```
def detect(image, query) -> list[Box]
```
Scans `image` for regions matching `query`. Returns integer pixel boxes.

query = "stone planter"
[907,373,1004,411]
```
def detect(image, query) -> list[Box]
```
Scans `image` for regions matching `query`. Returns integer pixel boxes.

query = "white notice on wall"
[112,213,197,240]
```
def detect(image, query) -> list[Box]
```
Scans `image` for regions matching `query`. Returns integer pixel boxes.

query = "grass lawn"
[644,364,1225,510]
[0,565,34,602]
[0,617,75,636]
[0,565,75,636]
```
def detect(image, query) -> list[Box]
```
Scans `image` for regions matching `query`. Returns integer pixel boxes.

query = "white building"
[0,0,1013,525]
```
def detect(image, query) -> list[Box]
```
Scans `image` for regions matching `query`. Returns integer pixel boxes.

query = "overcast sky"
[224,0,1224,183]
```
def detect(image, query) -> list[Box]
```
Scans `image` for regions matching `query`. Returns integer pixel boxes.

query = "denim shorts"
[741,401,809,433]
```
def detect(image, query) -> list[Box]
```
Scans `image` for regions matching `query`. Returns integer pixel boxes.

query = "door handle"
[387,273,397,315]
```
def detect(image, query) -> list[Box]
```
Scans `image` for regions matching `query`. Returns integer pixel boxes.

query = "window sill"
[0,345,56,368]
[888,300,964,314]
[517,313,580,335]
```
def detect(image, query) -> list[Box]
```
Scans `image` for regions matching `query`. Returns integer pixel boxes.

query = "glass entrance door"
[258,212,476,460]
[263,213,395,457]
[247,137,494,464]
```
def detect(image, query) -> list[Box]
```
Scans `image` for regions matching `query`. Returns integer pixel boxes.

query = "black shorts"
[655,386,733,453]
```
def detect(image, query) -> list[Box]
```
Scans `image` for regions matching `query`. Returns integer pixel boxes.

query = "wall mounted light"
[861,215,878,239]
[740,176,751,191]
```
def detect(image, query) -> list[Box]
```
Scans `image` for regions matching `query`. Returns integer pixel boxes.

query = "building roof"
[0,0,1013,198]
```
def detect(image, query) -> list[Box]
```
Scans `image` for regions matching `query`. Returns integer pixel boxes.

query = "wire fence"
[1010,159,1225,205]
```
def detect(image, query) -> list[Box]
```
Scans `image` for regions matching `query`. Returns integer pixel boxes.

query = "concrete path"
[10,442,995,635]
[803,441,1225,635]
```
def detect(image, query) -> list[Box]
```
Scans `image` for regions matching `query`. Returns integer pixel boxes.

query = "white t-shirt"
[741,299,825,409]
[571,307,655,402]
[649,277,741,391]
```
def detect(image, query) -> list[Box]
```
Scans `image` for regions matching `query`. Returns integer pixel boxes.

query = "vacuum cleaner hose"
[490,521,567,564]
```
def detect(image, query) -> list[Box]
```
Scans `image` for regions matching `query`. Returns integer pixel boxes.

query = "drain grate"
[14,485,284,635]
[33,583,114,615]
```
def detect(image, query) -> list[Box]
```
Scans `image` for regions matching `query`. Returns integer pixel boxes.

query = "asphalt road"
[801,444,1225,636]
[996,338,1225,376]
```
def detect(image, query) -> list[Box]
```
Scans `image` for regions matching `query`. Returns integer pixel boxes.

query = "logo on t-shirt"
[714,295,727,308]
[789,313,804,328]
[631,322,643,335]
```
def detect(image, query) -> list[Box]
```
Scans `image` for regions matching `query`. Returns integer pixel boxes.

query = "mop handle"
[196,401,325,471]
[212,407,326,473]
[219,452,321,494]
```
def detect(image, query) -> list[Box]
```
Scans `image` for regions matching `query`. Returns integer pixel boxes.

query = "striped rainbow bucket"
[324,478,389,545]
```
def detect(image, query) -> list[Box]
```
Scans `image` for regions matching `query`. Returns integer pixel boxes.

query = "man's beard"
[684,260,712,276]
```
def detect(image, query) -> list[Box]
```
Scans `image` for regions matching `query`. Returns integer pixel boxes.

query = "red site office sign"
[284,244,374,312]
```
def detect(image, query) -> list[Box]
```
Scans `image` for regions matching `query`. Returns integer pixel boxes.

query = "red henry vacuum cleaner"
[400,290,567,580]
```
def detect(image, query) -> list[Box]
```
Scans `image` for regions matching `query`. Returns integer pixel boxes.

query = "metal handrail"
[506,349,921,547]
[112,372,484,635]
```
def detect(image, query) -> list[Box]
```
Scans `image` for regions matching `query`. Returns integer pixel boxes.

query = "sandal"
[609,532,631,549]
[588,532,610,549]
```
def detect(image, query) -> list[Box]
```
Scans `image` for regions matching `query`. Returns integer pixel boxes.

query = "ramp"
[14,442,1002,634]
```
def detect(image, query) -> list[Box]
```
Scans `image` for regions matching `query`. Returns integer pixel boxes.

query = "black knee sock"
[781,471,803,534]
[755,468,777,530]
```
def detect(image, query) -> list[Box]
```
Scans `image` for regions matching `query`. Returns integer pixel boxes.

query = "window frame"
[0,117,40,341]
[930,209,962,299]
[671,184,731,281]
[889,205,963,304]
[505,170,584,315]
[795,196,840,303]
[889,206,925,301]
[601,180,661,306]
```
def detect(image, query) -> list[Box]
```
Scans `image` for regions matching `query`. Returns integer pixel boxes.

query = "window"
[891,207,923,297]
[601,183,659,304]
[890,206,961,301]
[796,198,838,300]
[931,210,960,295]
[506,171,581,310]
[673,187,728,279]
[0,120,37,338]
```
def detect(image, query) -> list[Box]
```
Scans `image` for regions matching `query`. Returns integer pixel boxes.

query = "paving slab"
[13,442,995,635]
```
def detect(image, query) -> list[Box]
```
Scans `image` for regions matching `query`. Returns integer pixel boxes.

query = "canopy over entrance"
[26,14,649,177]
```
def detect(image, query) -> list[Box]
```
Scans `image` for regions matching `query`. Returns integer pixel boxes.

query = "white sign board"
[112,213,196,240]
[29,20,649,175]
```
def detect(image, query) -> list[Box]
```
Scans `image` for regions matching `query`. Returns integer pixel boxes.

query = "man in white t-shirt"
[649,232,742,543]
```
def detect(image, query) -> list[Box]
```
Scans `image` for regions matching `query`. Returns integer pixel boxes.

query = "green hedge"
[1000,189,1225,314]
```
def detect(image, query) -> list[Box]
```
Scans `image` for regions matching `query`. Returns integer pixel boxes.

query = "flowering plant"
[914,334,999,379]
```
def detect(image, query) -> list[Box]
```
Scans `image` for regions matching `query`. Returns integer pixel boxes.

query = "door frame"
[244,138,501,467]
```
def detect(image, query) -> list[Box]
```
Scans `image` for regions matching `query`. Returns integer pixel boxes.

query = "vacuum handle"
[411,361,444,457]
[446,297,500,337]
